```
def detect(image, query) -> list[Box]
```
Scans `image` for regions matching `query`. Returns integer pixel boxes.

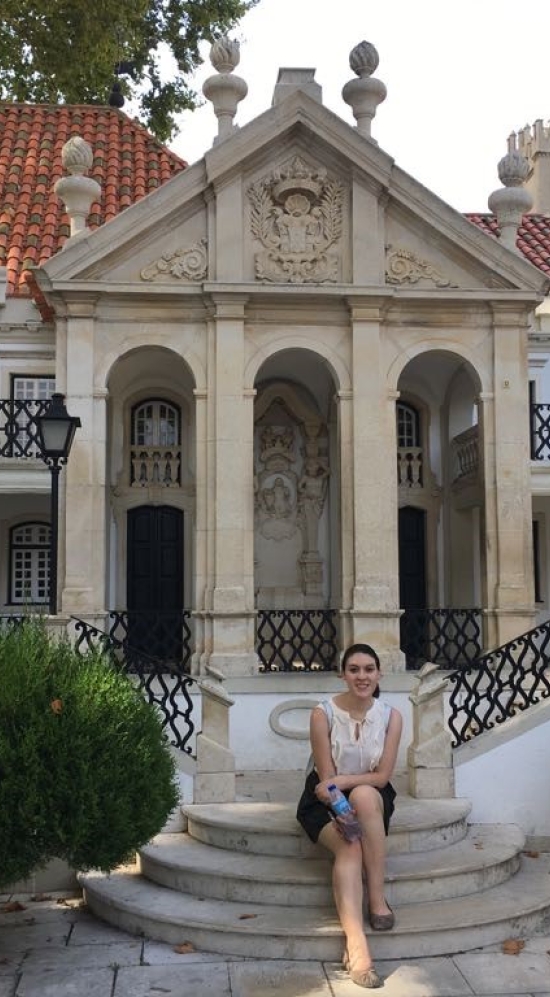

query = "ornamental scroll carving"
[247,156,343,283]
[385,245,457,288]
[140,238,208,282]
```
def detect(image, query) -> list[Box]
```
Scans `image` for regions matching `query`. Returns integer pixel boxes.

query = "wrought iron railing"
[447,618,550,747]
[106,610,193,672]
[0,399,50,458]
[531,403,550,460]
[401,608,483,670]
[71,616,196,754]
[256,609,338,672]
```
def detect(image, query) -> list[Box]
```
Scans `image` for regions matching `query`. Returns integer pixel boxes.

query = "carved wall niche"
[254,383,331,608]
[247,155,344,284]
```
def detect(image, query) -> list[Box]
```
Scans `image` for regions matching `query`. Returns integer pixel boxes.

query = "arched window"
[131,400,181,486]
[9,522,50,604]
[397,402,420,448]
[132,400,180,447]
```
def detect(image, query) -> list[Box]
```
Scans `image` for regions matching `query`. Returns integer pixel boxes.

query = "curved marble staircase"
[80,776,550,959]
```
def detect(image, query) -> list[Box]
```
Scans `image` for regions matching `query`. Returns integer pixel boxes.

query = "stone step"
[139,823,524,907]
[80,852,550,960]
[183,795,472,857]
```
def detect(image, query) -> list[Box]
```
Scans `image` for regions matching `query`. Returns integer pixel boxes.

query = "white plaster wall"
[454,700,550,838]
[223,683,413,773]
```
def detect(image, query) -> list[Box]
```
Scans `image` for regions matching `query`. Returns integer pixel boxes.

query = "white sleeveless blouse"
[327,698,391,775]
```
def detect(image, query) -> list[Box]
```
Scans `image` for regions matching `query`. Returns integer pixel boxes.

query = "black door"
[127,506,183,662]
[398,506,427,666]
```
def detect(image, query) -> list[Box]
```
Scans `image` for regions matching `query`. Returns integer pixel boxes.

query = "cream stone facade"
[1,42,549,693]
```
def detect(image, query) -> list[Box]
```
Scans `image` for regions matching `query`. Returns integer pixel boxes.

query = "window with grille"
[397,402,420,448]
[9,522,51,604]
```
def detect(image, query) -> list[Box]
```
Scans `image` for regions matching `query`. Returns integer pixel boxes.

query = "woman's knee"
[350,786,383,818]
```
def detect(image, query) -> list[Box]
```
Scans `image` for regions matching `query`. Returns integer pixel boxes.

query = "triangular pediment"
[35,89,548,299]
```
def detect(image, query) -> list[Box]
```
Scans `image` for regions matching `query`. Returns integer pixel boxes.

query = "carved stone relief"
[140,238,208,281]
[247,156,343,283]
[254,410,330,603]
[385,245,458,288]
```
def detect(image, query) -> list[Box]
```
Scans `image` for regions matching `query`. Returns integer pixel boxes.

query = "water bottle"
[327,784,362,842]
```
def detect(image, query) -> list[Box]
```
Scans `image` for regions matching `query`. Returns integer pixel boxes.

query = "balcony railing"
[256,609,339,672]
[531,403,550,460]
[106,610,193,672]
[131,446,181,486]
[0,399,50,458]
[397,446,423,489]
[451,425,479,483]
[400,607,483,670]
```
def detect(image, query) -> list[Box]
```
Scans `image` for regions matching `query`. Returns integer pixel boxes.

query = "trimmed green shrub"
[0,619,179,887]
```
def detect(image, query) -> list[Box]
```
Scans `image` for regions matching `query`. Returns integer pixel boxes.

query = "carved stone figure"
[247,156,343,283]
[298,454,329,553]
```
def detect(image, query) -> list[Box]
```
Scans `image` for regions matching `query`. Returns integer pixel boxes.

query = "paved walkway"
[1,890,549,997]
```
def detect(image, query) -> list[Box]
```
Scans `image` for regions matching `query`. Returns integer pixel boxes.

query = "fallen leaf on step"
[1,901,26,913]
[502,938,525,955]
[238,913,258,920]
[30,894,52,902]
[523,850,539,858]
[474,842,484,850]
[173,942,195,954]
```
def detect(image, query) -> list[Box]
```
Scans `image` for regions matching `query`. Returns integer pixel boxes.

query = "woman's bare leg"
[350,786,391,918]
[318,822,374,969]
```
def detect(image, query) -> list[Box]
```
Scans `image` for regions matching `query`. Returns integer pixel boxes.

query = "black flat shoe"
[369,903,395,931]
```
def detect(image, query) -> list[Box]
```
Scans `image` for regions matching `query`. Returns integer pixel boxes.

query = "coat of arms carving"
[247,156,343,283]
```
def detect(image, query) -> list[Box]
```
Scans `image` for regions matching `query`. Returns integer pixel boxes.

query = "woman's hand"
[314,778,337,804]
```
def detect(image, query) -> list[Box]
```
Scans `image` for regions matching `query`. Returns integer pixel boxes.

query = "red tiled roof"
[0,103,186,300]
[465,213,550,275]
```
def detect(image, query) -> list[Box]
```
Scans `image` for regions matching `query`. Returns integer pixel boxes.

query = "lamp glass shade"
[38,393,81,460]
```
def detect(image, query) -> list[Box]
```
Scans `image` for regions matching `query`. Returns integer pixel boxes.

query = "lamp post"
[37,393,81,615]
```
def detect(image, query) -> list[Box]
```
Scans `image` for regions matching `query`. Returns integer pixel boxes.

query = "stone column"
[205,294,256,676]
[483,305,536,647]
[408,662,454,798]
[347,300,403,669]
[59,296,106,619]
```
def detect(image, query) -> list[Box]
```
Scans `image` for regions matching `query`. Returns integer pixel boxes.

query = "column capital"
[204,292,249,320]
[346,296,387,322]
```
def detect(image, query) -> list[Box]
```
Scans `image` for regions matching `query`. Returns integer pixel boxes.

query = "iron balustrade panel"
[71,616,196,755]
[0,399,51,458]
[401,608,483,670]
[447,619,550,747]
[256,609,338,672]
[531,403,550,460]
[107,610,193,673]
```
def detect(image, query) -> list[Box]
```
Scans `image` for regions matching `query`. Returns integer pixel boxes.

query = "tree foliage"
[0,0,258,141]
[0,619,179,887]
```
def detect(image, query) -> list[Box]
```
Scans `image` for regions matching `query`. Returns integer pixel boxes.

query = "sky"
[164,0,550,214]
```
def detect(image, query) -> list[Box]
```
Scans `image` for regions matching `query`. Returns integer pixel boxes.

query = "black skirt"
[296,770,397,843]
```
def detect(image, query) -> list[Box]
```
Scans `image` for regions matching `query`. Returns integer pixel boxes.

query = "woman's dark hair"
[341,643,381,696]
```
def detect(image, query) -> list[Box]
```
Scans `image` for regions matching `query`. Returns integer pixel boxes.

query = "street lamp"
[37,393,81,615]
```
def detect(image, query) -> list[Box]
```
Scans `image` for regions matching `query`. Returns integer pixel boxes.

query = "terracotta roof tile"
[0,103,186,301]
[465,212,550,276]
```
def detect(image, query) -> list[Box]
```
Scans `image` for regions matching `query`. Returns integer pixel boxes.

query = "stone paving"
[1,891,550,996]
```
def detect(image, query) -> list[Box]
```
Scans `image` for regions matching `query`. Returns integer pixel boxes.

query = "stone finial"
[210,35,241,73]
[54,136,101,237]
[342,40,387,142]
[202,35,247,145]
[488,146,533,252]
